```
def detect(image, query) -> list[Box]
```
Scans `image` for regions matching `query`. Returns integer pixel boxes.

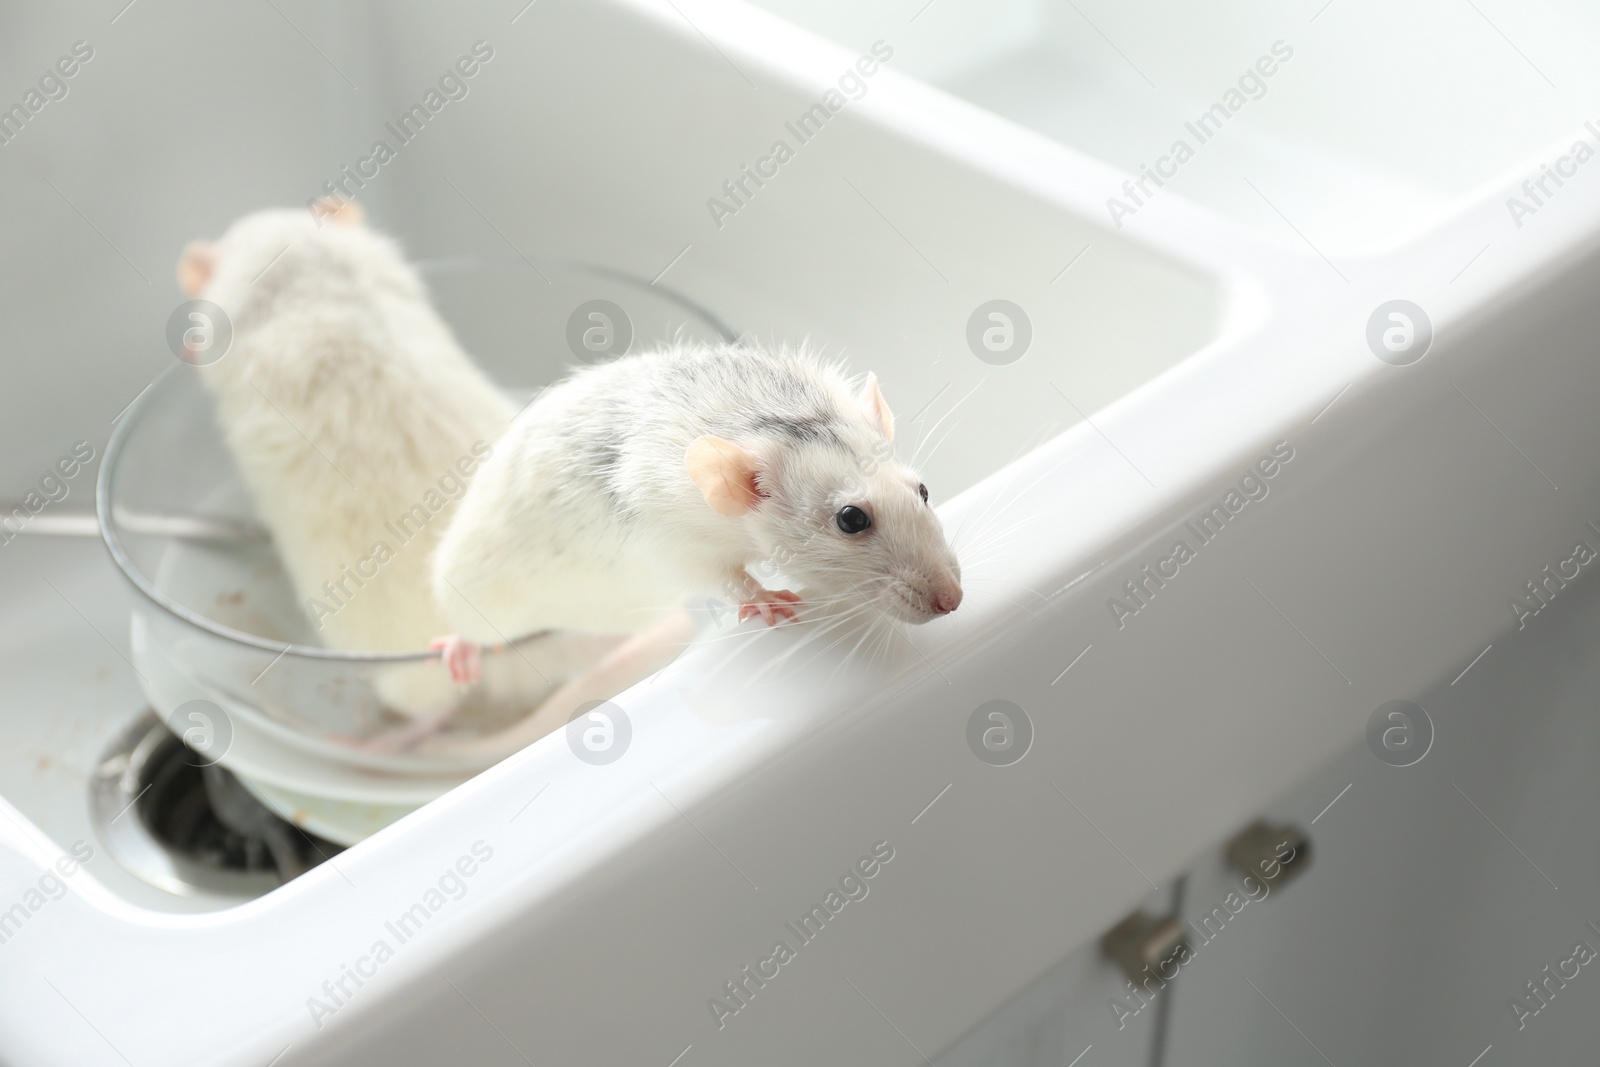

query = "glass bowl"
[98,257,736,809]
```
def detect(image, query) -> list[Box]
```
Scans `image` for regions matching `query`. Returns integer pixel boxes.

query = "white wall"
[0,1,397,494]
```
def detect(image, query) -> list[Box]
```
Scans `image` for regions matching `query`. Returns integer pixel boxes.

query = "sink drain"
[92,711,342,898]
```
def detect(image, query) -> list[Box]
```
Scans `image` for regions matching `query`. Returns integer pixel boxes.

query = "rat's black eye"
[835,505,872,534]
[918,483,929,504]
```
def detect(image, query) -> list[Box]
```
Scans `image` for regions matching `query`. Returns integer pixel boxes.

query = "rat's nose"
[931,586,963,615]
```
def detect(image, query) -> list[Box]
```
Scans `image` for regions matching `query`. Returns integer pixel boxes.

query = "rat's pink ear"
[686,436,763,516]
[310,196,364,227]
[860,372,894,442]
[177,240,214,297]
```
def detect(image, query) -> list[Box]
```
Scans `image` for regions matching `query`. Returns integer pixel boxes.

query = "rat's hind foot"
[430,635,482,684]
[738,588,802,626]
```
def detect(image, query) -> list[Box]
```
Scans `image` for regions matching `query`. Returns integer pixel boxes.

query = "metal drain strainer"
[91,711,342,898]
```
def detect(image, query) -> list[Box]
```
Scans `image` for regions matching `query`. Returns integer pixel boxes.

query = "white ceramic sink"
[4,0,1600,1064]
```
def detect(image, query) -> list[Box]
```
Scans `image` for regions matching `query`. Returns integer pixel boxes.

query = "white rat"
[177,200,523,728]
[430,342,964,684]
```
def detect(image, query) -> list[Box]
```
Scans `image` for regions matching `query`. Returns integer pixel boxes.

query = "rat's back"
[180,205,514,715]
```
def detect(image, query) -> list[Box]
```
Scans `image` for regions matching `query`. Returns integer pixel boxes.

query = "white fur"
[433,342,963,643]
[190,208,514,717]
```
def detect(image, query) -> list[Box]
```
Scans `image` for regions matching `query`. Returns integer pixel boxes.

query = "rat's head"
[176,197,370,304]
[686,371,963,624]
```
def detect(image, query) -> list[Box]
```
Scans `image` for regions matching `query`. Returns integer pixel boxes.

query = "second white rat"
[178,201,519,726]
[430,343,964,683]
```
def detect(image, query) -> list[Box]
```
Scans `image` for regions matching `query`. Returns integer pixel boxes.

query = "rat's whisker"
[833,622,878,679]
[689,610,841,656]
[695,589,881,685]
[947,472,1034,552]
[945,425,1065,538]
[950,495,1079,556]
[958,573,1048,596]
[957,586,1046,617]
[916,409,972,470]
[951,538,1037,571]
[954,511,1043,552]
[774,607,864,668]
[787,606,878,678]
[911,378,985,465]
[947,440,1079,550]
[750,606,874,684]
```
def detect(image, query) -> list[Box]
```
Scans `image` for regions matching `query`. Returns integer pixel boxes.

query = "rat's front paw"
[430,635,482,684]
[738,588,802,626]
